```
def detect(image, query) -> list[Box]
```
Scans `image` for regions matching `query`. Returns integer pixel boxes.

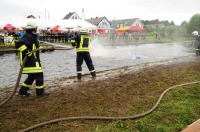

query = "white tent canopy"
[0,17,97,30]
[0,17,27,28]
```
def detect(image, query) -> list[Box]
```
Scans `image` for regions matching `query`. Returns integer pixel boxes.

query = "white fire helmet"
[192,31,198,36]
[80,28,88,33]
[25,19,37,30]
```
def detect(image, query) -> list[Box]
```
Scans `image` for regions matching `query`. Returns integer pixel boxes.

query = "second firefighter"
[70,29,96,80]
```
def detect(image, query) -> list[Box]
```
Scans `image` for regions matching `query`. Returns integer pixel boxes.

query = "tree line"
[186,13,200,34]
[141,19,175,26]
[140,13,200,39]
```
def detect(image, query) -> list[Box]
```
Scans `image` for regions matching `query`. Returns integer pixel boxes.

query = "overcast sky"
[0,0,199,25]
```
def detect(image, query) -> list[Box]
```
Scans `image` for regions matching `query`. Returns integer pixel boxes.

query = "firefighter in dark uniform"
[70,29,96,80]
[192,31,200,56]
[15,19,49,96]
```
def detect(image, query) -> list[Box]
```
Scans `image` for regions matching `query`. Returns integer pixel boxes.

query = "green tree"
[186,13,200,34]
[181,21,187,26]
[165,26,176,38]
[161,20,170,26]
[141,19,160,25]
[169,21,175,25]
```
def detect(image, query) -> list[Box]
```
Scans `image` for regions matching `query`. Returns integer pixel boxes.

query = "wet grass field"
[0,56,200,131]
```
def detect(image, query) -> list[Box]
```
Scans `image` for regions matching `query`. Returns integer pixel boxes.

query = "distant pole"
[82,8,85,20]
[45,8,46,19]
[114,17,115,23]
[48,10,49,19]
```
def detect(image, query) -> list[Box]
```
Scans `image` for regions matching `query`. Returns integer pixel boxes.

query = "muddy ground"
[0,55,200,132]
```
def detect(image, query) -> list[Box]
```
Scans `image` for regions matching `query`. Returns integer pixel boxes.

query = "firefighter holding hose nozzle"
[70,28,96,81]
[192,31,200,56]
[15,19,50,97]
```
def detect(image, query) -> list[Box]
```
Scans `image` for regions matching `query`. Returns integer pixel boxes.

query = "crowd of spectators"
[0,29,25,45]
[0,28,146,45]
[96,31,146,44]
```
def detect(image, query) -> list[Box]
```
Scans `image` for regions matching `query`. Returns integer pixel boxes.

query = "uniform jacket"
[71,32,91,52]
[15,32,43,74]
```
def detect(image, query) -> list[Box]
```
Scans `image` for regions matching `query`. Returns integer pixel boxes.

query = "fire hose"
[18,81,200,132]
[0,46,200,132]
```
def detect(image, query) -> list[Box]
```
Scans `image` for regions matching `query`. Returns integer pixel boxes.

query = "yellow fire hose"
[1,46,200,132]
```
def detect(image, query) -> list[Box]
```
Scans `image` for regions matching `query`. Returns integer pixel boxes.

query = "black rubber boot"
[36,89,49,97]
[18,87,30,96]
[77,73,82,81]
[77,73,82,79]
[91,72,96,78]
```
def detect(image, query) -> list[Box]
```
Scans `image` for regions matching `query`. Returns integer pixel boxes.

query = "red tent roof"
[50,25,60,32]
[4,24,16,30]
[128,26,145,33]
